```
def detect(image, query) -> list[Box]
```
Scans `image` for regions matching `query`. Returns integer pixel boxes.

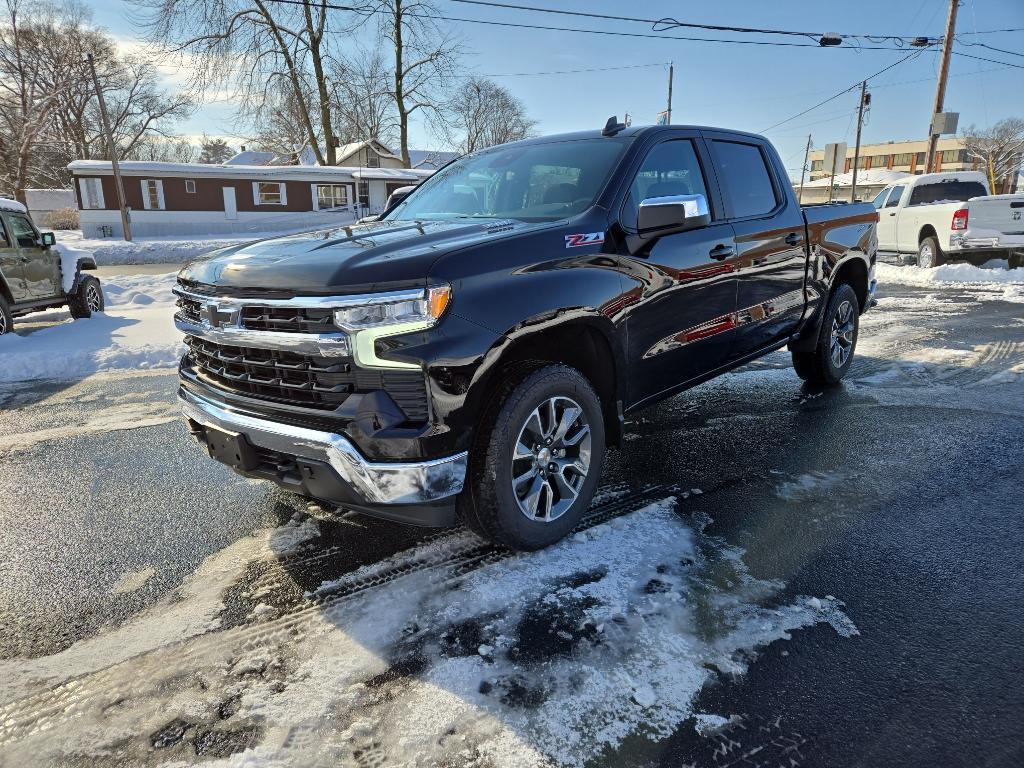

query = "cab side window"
[884,186,906,208]
[0,216,9,247]
[7,214,39,248]
[710,140,779,219]
[622,139,709,231]
[872,187,892,209]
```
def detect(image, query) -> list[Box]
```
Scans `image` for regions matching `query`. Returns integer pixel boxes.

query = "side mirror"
[386,189,411,210]
[40,232,56,248]
[637,194,711,240]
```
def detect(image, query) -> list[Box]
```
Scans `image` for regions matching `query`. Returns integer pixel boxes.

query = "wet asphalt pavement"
[0,277,1022,767]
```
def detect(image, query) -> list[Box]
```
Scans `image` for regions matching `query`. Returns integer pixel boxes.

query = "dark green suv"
[0,199,102,335]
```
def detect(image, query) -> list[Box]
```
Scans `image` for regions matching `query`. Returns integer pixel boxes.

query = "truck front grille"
[182,336,429,422]
[175,294,336,335]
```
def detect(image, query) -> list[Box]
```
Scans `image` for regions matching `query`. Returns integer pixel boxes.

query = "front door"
[876,184,905,252]
[7,212,60,298]
[707,136,808,356]
[616,137,739,405]
[0,214,30,301]
[223,186,238,220]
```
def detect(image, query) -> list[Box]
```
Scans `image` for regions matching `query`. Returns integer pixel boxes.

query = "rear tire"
[791,283,859,386]
[0,295,12,335]
[917,236,945,269]
[459,364,606,551]
[69,275,104,319]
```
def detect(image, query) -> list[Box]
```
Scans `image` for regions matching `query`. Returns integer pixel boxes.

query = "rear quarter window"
[908,181,987,206]
[711,140,779,219]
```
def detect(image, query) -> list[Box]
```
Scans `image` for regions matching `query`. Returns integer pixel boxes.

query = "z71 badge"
[565,232,605,248]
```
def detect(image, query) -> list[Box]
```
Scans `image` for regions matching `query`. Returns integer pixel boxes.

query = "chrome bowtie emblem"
[199,301,238,329]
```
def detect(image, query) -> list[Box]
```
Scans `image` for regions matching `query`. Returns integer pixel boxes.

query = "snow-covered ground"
[876,259,1024,303]
[0,498,856,767]
[0,272,181,383]
[55,228,311,266]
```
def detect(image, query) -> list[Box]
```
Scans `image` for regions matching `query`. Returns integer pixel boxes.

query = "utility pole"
[924,0,958,175]
[666,62,674,123]
[850,81,868,202]
[798,134,812,204]
[86,52,132,241]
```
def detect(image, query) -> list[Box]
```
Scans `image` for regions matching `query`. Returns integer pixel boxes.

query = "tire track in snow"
[0,485,670,745]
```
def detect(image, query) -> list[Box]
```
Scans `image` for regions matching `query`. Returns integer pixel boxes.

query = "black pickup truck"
[174,120,877,550]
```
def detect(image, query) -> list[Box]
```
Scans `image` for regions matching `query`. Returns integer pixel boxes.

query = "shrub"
[44,207,80,230]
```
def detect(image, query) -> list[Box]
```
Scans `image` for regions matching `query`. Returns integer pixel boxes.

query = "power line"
[955,39,1024,59]
[760,48,928,133]
[446,0,939,44]
[953,49,1024,69]
[482,62,669,77]
[260,0,933,51]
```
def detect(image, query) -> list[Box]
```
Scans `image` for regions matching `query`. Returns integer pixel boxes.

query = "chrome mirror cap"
[637,193,711,239]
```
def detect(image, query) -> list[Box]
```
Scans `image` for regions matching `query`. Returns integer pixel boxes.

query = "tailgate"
[966,195,1024,238]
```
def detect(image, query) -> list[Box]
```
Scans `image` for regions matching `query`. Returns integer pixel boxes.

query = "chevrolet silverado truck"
[871,171,1024,269]
[174,120,877,550]
[0,198,103,335]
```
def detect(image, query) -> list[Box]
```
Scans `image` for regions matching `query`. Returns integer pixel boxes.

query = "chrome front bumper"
[179,387,467,505]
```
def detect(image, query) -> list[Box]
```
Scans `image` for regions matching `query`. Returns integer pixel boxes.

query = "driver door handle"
[709,244,735,261]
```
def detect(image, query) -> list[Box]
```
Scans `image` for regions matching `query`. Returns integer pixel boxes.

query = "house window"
[366,152,380,168]
[185,179,196,193]
[811,159,823,171]
[941,149,962,164]
[78,177,105,209]
[892,153,913,166]
[357,181,370,208]
[253,181,287,205]
[141,179,165,210]
[317,184,349,209]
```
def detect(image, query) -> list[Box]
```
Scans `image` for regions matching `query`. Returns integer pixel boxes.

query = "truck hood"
[178,218,535,294]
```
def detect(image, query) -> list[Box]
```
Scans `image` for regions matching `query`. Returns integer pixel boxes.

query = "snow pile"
[0,272,183,382]
[55,228,309,265]
[876,260,1024,303]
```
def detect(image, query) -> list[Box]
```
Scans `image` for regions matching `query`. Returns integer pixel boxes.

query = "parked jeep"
[0,198,103,335]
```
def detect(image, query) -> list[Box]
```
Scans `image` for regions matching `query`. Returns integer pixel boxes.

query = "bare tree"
[250,74,316,157]
[330,47,396,146]
[142,0,346,165]
[450,76,535,153]
[0,0,82,200]
[963,118,1024,194]
[374,0,459,167]
[129,135,198,163]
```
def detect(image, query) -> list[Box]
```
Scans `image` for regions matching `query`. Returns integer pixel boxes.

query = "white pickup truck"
[871,171,1024,269]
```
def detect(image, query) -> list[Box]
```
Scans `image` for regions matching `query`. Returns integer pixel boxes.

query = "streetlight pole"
[86,53,132,241]
[924,0,958,174]
[798,134,812,205]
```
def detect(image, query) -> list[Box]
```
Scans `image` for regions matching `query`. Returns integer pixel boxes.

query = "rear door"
[0,213,31,302]
[7,211,61,298]
[616,133,739,404]
[706,134,807,356]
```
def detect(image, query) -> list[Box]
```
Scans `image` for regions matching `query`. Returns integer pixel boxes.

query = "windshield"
[386,138,628,223]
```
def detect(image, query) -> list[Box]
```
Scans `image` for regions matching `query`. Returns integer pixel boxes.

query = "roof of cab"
[491,124,769,149]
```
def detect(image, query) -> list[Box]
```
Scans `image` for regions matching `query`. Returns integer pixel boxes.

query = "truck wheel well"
[832,258,868,312]
[498,323,620,445]
[919,225,938,245]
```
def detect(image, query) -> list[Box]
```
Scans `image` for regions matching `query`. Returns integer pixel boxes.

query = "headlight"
[333,286,451,331]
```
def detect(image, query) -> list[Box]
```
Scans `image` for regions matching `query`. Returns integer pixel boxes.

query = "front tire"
[791,283,859,386]
[69,275,104,319]
[460,364,606,551]
[917,236,945,269]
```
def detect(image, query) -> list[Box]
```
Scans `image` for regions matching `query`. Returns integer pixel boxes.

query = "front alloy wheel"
[511,396,592,522]
[85,282,102,312]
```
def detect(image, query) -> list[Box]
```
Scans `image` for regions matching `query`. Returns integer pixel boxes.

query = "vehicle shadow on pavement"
[0,312,140,409]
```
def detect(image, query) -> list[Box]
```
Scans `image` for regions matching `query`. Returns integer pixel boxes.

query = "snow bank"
[876,260,1024,303]
[0,272,183,382]
[55,227,310,265]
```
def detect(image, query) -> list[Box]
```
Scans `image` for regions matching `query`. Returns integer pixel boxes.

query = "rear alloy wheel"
[0,295,12,335]
[460,364,606,550]
[69,275,104,319]
[791,283,860,386]
[917,236,945,269]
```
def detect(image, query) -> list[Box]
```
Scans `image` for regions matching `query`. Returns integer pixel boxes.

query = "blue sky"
[91,0,1022,177]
